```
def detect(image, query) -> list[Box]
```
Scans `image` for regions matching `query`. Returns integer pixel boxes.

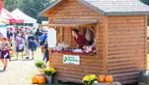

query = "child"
[43,43,49,62]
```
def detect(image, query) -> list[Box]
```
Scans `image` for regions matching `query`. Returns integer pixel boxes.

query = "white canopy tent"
[11,8,37,23]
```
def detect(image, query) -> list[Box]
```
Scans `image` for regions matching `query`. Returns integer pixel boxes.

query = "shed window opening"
[53,26,96,56]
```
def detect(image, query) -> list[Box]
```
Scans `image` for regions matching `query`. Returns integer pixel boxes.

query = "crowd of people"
[0,26,49,71]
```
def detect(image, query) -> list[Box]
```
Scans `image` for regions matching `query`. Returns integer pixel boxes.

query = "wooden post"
[103,16,108,75]
[145,15,148,69]
[95,21,99,56]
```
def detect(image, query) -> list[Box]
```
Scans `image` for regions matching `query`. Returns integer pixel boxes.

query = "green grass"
[11,56,17,61]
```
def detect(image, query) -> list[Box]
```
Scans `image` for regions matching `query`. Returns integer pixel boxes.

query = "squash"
[98,75,105,82]
[32,76,38,84]
[37,75,46,84]
[105,75,113,83]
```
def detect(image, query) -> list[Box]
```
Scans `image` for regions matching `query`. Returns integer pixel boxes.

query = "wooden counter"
[50,52,104,83]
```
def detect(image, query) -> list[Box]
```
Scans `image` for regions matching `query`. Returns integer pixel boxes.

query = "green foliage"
[140,0,149,5]
[35,60,44,68]
[3,0,57,19]
[44,67,56,77]
[82,74,98,85]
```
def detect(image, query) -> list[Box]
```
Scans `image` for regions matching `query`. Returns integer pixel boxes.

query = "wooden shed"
[40,0,149,84]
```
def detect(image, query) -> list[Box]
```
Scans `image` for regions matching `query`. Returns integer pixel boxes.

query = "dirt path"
[0,49,42,85]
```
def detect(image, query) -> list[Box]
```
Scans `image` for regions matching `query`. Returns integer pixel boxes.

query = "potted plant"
[35,60,45,73]
[82,74,98,85]
[44,67,56,84]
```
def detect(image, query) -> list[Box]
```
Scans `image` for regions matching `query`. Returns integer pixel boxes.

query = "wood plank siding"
[50,53,104,83]
[107,15,147,84]
[48,0,101,23]
[46,0,148,84]
[48,0,106,83]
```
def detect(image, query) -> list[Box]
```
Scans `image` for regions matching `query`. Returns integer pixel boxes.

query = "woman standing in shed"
[72,29,89,49]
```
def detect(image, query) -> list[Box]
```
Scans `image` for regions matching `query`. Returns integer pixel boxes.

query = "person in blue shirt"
[40,32,48,46]
[27,33,37,60]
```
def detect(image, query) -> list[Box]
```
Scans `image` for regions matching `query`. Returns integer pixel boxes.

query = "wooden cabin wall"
[50,53,105,83]
[48,0,101,24]
[107,15,147,84]
[63,27,72,45]
[96,16,108,75]
[48,0,106,83]
[48,0,104,55]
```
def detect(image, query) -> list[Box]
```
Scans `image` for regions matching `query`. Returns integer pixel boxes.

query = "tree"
[140,0,149,5]
[3,0,56,19]
[4,0,24,11]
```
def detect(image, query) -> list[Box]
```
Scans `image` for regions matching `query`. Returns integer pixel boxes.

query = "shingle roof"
[40,0,149,16]
[80,0,149,15]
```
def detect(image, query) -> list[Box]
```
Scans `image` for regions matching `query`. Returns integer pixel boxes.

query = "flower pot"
[46,76,52,84]
[92,81,99,85]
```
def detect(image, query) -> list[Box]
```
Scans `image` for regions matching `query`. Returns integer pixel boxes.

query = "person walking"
[0,38,10,71]
[27,33,37,60]
[24,32,29,56]
[15,33,25,60]
[35,28,43,46]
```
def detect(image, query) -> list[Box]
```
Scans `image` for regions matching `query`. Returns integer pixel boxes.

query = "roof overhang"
[39,0,149,17]
[105,11,149,16]
[40,20,98,27]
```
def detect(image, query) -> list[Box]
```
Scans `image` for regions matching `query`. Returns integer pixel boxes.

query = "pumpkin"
[37,75,46,84]
[105,75,113,83]
[98,75,105,82]
[32,76,38,84]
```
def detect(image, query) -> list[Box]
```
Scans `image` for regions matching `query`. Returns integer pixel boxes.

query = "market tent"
[11,8,37,23]
[0,8,24,23]
[0,17,9,24]
[0,24,7,38]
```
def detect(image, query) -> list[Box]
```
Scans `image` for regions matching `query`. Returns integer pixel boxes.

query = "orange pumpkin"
[98,75,105,82]
[32,76,38,84]
[105,75,113,83]
[37,75,46,84]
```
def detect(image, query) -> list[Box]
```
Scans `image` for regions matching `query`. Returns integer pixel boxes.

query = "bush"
[35,60,44,68]
[44,67,56,77]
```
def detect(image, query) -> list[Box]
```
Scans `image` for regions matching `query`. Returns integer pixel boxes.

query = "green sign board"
[63,55,80,65]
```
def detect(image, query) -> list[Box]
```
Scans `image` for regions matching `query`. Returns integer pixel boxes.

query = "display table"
[51,50,91,55]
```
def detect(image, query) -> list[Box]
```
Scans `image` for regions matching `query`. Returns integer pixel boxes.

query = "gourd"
[105,75,113,83]
[37,75,46,84]
[32,76,38,84]
[98,75,105,82]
